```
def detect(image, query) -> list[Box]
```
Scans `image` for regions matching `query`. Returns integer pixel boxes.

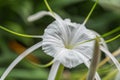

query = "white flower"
[0,11,120,80]
[42,18,96,68]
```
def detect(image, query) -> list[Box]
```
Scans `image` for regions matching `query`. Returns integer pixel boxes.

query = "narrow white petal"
[100,46,120,71]
[84,61,101,80]
[0,41,42,80]
[28,10,71,45]
[48,61,60,80]
[28,11,52,22]
[27,11,62,22]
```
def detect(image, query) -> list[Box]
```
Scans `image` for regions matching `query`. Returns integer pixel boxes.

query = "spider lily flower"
[28,11,102,80]
[0,6,120,80]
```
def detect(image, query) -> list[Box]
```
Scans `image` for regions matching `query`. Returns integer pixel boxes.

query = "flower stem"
[55,64,64,80]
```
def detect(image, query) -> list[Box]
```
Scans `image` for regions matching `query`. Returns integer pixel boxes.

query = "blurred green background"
[0,0,120,80]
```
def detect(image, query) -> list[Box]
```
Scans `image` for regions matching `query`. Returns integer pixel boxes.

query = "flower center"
[42,19,96,68]
[65,44,74,49]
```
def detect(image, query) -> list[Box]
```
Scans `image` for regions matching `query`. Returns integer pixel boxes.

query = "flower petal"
[0,41,42,80]
[70,25,95,45]
[74,40,95,59]
[54,49,90,68]
[100,46,120,72]
[42,19,76,56]
[48,61,60,80]
[27,11,62,22]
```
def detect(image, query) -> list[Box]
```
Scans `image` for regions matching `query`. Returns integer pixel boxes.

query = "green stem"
[55,64,64,80]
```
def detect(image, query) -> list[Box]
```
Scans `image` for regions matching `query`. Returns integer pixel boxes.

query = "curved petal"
[0,41,42,80]
[27,11,62,22]
[53,49,89,68]
[48,61,60,80]
[73,50,101,80]
[100,46,120,72]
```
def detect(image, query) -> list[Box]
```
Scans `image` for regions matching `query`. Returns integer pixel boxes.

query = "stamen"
[30,60,54,68]
[75,38,95,47]
[0,26,42,38]
[44,0,55,16]
[83,0,99,25]
[102,26,120,37]
[75,32,120,47]
[105,34,120,43]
